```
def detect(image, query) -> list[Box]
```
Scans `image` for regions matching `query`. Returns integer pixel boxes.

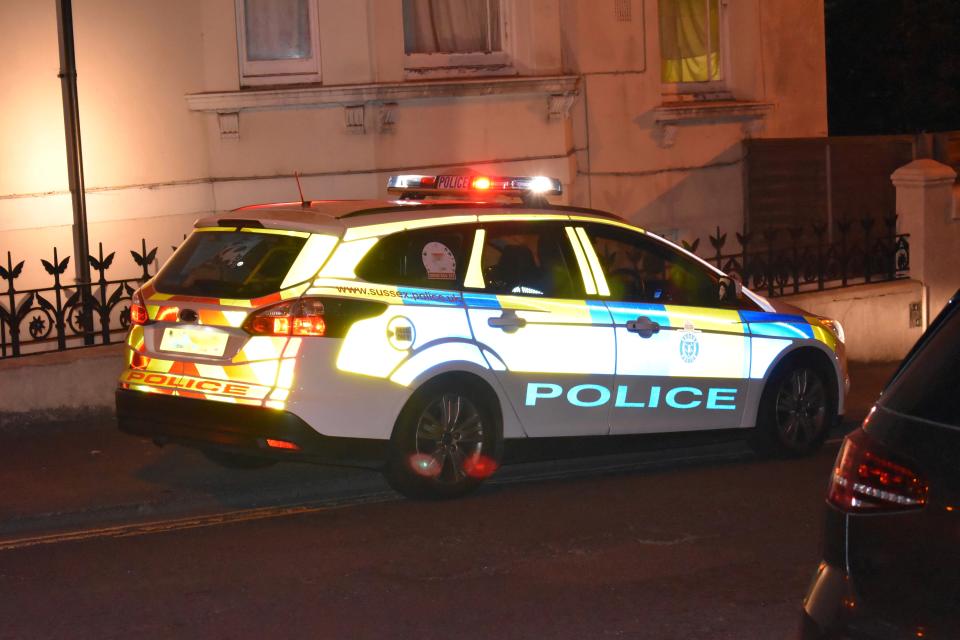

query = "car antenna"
[294,171,310,208]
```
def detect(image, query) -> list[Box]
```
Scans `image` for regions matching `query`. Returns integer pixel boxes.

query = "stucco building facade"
[0,0,827,288]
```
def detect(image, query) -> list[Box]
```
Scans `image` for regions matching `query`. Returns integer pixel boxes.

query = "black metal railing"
[0,218,911,360]
[0,240,157,359]
[682,215,910,298]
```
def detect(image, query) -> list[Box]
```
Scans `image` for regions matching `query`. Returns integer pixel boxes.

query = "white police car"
[117,175,848,498]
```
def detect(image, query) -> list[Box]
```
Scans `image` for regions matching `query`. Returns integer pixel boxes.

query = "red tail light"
[828,428,928,512]
[265,438,301,451]
[130,290,149,326]
[245,298,327,337]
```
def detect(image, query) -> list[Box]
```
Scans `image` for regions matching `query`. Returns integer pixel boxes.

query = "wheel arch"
[393,366,514,441]
[744,343,844,428]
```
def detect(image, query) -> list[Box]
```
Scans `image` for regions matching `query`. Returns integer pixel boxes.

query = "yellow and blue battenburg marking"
[462,292,613,323]
[326,281,841,390]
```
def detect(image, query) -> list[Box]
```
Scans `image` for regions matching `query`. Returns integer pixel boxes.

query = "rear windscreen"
[154,231,306,299]
[882,299,960,428]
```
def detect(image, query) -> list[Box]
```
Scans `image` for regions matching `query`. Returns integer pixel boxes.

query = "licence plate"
[160,328,229,357]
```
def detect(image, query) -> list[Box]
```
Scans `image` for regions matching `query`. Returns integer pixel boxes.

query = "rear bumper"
[801,559,925,640]
[116,389,387,468]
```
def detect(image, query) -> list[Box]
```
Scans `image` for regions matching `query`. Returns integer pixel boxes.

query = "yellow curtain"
[659,0,721,83]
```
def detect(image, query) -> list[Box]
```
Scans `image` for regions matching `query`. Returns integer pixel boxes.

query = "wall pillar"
[891,158,959,324]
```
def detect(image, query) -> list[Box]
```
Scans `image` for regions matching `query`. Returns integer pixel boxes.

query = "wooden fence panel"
[745,136,915,247]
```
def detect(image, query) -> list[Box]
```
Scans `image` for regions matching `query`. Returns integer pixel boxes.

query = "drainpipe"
[55,0,93,345]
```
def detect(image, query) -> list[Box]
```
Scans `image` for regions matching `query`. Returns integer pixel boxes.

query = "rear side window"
[478,222,583,298]
[355,226,470,290]
[882,299,960,428]
[154,230,306,299]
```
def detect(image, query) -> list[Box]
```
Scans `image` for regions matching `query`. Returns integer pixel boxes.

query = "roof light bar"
[387,174,562,198]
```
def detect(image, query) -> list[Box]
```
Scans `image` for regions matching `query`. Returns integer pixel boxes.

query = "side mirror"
[718,276,742,303]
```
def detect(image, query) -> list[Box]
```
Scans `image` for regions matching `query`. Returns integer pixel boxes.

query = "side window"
[476,222,583,299]
[355,226,469,290]
[586,225,719,307]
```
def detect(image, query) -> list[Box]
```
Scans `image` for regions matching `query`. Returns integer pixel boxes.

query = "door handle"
[488,310,527,333]
[626,316,660,339]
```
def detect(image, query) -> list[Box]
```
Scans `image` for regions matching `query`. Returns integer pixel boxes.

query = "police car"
[116,174,849,498]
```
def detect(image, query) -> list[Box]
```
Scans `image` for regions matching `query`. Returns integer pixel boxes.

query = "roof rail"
[337,201,625,221]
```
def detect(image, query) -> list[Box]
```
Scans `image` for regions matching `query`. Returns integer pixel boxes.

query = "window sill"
[185,75,579,112]
[239,73,323,88]
[654,99,774,125]
[403,64,517,81]
[652,100,775,147]
[185,75,580,137]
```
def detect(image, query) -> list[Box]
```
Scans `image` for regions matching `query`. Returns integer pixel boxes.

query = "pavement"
[0,361,899,543]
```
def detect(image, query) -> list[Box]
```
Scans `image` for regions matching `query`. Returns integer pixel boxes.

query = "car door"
[579,223,751,434]
[464,219,616,437]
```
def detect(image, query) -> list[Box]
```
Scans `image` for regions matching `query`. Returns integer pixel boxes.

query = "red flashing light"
[828,428,928,512]
[265,438,301,451]
[130,291,149,326]
[464,455,498,479]
[472,176,492,191]
[420,176,436,186]
[408,453,442,478]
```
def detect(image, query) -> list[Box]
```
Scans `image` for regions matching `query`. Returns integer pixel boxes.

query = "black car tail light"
[828,427,928,512]
[243,297,386,338]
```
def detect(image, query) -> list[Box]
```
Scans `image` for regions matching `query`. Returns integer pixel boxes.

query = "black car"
[801,290,960,639]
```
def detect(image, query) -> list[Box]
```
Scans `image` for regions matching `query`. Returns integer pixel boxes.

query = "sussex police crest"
[679,331,700,364]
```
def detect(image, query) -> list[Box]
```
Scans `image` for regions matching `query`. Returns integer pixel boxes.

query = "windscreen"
[154,230,306,299]
[882,298,960,428]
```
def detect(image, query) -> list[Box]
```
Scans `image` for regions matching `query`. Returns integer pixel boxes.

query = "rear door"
[464,220,616,437]
[580,223,751,434]
[122,227,335,409]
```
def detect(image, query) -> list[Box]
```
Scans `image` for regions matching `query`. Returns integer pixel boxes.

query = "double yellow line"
[0,491,396,552]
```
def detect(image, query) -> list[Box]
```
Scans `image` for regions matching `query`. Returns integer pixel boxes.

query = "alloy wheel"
[774,367,827,447]
[415,393,485,484]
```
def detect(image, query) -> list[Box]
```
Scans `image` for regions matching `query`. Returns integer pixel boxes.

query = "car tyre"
[384,379,502,500]
[751,358,835,457]
[202,449,277,470]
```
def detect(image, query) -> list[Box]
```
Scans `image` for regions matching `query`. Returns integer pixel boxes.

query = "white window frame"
[235,0,322,87]
[659,0,730,98]
[403,0,514,78]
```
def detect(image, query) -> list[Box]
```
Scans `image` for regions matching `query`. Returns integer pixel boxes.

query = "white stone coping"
[185,75,581,113]
[890,158,958,186]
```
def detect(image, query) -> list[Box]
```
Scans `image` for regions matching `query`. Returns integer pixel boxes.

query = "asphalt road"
[0,441,840,640]
[0,362,897,639]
